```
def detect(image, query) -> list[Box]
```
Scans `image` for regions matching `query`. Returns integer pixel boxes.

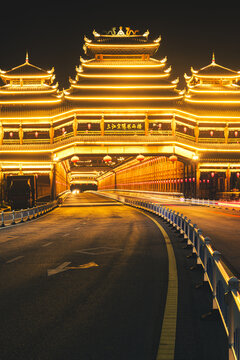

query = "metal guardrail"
[0,201,58,227]
[96,191,240,360]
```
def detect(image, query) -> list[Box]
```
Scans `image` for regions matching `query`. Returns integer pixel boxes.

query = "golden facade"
[1,28,240,202]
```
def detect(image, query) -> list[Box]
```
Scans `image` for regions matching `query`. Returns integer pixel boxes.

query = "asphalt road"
[154,202,240,278]
[0,192,228,359]
[106,191,240,278]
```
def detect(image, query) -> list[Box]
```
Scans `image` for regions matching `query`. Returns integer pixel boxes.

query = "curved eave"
[81,61,166,69]
[0,88,58,95]
[188,87,240,95]
[0,73,54,80]
[194,74,240,80]
[77,73,170,79]
[185,97,240,104]
[85,42,160,49]
[0,98,62,104]
[64,95,183,101]
[70,84,177,90]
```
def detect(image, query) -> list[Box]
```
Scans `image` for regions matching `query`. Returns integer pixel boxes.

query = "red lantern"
[88,123,91,130]
[62,127,65,133]
[158,123,162,129]
[35,131,38,138]
[235,130,238,137]
[183,126,187,133]
[211,172,215,178]
[210,130,214,137]
[9,131,13,138]
[103,155,112,163]
[136,154,145,162]
[207,179,210,183]
[71,155,79,163]
[169,155,178,162]
[237,172,240,178]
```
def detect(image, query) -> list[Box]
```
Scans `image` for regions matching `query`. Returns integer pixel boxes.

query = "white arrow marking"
[47,262,72,276]
[47,261,98,277]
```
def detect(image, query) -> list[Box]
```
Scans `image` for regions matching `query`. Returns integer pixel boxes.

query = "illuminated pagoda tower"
[182,54,240,197]
[64,27,182,136]
[0,53,62,145]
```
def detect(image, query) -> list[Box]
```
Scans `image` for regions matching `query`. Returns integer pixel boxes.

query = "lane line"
[208,210,240,218]
[6,256,24,264]
[136,209,178,360]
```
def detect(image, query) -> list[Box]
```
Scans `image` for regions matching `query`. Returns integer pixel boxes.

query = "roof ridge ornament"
[212,52,216,65]
[117,26,125,36]
[25,51,29,64]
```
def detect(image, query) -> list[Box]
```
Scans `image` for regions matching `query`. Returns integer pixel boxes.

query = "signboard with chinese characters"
[104,122,145,132]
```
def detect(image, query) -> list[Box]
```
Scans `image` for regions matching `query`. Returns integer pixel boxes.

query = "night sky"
[1,2,239,90]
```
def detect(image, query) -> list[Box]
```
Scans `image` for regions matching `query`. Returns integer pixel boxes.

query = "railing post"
[1,211,5,227]
[172,210,176,226]
[11,210,16,225]
[203,237,211,281]
[212,251,221,309]
[196,229,202,264]
[187,219,192,244]
[20,209,24,223]
[225,277,240,360]
[180,213,184,234]
[192,224,197,252]
[27,208,30,221]
[183,216,188,238]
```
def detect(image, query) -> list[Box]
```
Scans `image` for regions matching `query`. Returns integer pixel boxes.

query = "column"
[0,167,3,207]
[50,163,56,201]
[100,115,104,136]
[49,123,54,144]
[225,166,231,192]
[0,122,3,145]
[196,163,200,198]
[73,113,78,136]
[145,113,149,136]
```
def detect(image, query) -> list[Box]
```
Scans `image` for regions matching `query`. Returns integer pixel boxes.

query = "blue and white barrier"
[0,201,58,228]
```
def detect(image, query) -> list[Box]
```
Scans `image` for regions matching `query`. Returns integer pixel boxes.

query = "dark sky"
[1,2,239,89]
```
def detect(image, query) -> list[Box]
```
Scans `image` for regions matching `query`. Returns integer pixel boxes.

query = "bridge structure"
[1,26,240,208]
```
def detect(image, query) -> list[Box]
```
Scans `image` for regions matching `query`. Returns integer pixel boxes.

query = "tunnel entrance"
[70,183,98,193]
[7,175,35,210]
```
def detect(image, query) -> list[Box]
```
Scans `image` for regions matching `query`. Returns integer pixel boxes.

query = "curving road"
[0,192,227,359]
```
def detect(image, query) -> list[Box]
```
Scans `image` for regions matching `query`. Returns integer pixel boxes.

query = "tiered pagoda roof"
[183,54,240,118]
[0,54,62,118]
[64,27,182,110]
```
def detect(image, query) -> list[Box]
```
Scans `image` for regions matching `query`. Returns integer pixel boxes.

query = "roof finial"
[25,51,29,64]
[212,52,215,65]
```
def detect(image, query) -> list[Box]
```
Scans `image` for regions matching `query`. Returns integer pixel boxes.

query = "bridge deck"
[0,193,228,359]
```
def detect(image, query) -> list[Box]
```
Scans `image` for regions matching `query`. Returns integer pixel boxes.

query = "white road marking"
[75,247,123,255]
[47,262,71,276]
[6,256,24,264]
[42,242,53,247]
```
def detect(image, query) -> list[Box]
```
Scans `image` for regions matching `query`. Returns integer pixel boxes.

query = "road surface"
[0,192,227,359]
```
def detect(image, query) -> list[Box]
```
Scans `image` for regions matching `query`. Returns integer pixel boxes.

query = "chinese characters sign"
[104,122,145,131]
